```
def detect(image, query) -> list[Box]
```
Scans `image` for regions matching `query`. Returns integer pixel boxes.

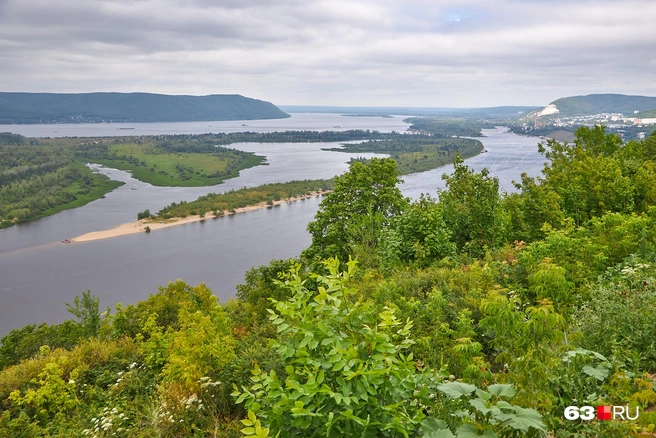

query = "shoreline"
[69,190,330,243]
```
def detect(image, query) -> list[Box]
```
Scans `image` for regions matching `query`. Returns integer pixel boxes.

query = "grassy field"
[94,142,265,187]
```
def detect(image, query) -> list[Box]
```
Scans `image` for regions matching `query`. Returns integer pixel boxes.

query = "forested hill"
[549,93,656,116]
[0,92,290,124]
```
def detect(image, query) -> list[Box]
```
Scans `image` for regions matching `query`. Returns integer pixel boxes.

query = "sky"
[0,0,655,108]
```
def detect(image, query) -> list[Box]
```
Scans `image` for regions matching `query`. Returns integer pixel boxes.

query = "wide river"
[0,114,546,336]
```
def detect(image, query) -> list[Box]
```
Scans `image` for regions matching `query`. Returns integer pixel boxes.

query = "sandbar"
[69,191,330,243]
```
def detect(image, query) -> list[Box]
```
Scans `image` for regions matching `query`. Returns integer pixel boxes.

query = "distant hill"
[637,109,656,118]
[546,94,656,116]
[0,92,290,124]
[279,105,539,119]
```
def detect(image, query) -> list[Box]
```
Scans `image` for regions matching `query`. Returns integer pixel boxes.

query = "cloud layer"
[1,0,655,106]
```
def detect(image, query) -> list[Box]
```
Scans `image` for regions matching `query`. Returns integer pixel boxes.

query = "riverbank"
[69,190,330,243]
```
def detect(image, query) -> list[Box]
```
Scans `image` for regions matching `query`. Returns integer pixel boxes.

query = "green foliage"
[156,179,332,219]
[439,154,505,257]
[304,158,407,265]
[0,157,123,228]
[539,126,635,225]
[404,118,488,137]
[479,290,566,407]
[433,382,547,437]
[66,290,102,339]
[576,259,656,371]
[380,194,456,269]
[326,135,484,175]
[233,258,433,436]
[233,259,547,437]
[92,140,266,187]
[137,209,151,220]
[0,321,83,371]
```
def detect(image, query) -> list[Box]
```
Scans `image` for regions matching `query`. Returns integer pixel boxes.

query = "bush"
[576,259,656,371]
[137,209,151,220]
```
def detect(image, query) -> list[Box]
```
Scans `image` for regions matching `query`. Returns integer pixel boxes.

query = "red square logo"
[597,405,611,420]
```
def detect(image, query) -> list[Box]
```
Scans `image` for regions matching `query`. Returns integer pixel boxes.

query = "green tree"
[304,158,407,266]
[379,194,456,269]
[66,290,101,338]
[538,126,634,225]
[439,154,504,257]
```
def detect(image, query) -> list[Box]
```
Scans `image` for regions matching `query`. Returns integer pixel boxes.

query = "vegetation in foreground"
[2,127,656,437]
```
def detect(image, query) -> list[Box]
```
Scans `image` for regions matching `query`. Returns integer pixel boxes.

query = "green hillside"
[637,109,656,118]
[550,93,656,116]
[0,92,290,124]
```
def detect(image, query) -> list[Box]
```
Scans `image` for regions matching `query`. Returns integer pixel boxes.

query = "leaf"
[486,384,516,398]
[582,364,610,381]
[421,417,451,435]
[424,429,456,438]
[248,410,257,423]
[469,398,491,415]
[455,424,497,438]
[507,407,547,433]
[437,382,477,399]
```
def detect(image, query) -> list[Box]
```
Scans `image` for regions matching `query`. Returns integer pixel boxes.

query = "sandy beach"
[69,191,330,243]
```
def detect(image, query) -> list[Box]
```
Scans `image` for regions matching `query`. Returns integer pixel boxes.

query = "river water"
[0,115,546,336]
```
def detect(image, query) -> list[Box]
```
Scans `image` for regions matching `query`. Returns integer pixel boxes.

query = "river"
[0,115,546,336]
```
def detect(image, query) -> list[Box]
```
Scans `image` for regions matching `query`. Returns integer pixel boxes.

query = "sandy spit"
[68,191,330,243]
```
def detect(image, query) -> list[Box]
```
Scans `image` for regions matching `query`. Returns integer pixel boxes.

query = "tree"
[65,290,101,338]
[304,158,407,265]
[379,194,456,269]
[439,154,504,257]
[538,126,634,225]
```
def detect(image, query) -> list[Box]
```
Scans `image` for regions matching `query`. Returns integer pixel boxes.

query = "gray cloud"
[0,0,655,106]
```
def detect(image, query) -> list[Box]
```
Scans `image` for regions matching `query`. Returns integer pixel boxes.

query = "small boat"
[62,238,70,243]
[118,127,135,130]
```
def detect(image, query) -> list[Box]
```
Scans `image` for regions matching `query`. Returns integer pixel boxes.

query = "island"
[70,180,333,242]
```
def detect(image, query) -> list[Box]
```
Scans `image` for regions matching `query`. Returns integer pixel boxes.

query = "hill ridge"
[0,92,290,124]
[545,93,656,116]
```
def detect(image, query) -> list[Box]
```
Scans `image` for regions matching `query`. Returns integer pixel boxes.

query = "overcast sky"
[0,0,654,107]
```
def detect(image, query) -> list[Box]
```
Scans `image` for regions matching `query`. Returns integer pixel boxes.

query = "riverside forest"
[0,127,482,228]
[1,126,656,437]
